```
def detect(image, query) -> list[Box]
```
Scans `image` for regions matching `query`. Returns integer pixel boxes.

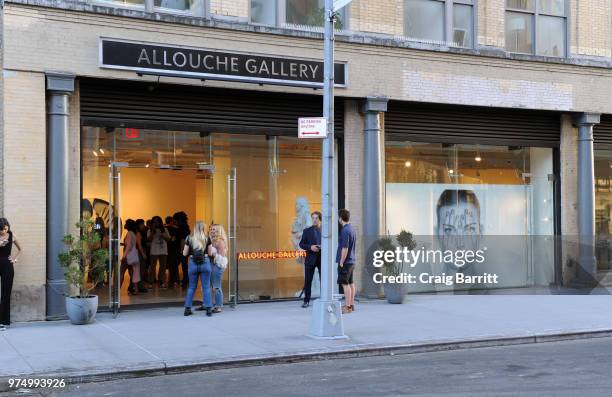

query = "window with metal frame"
[403,0,474,48]
[95,0,207,15]
[505,0,567,57]
[250,0,347,29]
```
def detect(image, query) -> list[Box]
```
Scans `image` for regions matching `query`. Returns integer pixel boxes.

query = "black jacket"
[299,225,322,267]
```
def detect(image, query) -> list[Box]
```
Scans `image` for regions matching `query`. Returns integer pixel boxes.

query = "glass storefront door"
[82,127,322,308]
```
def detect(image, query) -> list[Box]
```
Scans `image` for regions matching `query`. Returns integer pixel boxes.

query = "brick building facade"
[1,0,611,322]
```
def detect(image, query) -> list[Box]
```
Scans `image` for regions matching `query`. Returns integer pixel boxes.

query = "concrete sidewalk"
[2,295,612,388]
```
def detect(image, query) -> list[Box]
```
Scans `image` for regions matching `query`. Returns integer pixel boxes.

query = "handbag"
[214,254,228,270]
[126,246,139,265]
[125,233,140,265]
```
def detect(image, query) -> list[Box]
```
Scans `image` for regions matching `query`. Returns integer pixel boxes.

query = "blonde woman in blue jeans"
[209,224,228,313]
[183,221,213,317]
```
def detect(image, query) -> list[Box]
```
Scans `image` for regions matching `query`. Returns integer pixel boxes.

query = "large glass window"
[404,0,474,47]
[404,0,445,42]
[251,0,278,25]
[505,0,567,57]
[595,150,612,271]
[82,127,322,306]
[250,0,346,28]
[452,3,473,47]
[98,0,145,7]
[506,12,534,54]
[385,141,555,292]
[154,0,199,12]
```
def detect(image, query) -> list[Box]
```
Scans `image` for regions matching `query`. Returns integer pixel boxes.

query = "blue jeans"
[184,258,212,309]
[212,264,225,308]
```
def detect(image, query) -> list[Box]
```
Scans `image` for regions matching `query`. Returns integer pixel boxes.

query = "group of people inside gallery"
[96,211,229,317]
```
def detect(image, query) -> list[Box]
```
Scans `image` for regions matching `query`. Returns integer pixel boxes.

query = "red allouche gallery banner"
[237,251,307,261]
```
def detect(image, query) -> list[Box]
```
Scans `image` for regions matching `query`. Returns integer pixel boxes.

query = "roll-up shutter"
[79,78,344,136]
[385,101,561,147]
[594,115,612,150]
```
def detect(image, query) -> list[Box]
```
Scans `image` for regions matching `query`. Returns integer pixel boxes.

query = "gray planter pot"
[65,295,98,325]
[383,282,408,304]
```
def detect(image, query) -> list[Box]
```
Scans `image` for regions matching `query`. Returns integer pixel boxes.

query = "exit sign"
[125,128,141,140]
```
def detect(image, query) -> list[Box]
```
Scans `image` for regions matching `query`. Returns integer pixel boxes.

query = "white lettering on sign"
[298,117,327,139]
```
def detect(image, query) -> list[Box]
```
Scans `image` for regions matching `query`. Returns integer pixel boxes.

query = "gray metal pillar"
[46,73,75,319]
[363,97,388,238]
[361,97,388,298]
[573,113,600,282]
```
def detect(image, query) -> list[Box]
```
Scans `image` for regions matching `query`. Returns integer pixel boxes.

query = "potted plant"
[58,218,108,325]
[381,230,417,304]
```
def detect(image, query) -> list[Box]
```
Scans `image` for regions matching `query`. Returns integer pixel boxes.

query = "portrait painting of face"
[436,189,482,257]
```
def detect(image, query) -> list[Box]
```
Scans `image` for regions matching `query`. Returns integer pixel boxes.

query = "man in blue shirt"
[298,211,322,308]
[336,209,356,314]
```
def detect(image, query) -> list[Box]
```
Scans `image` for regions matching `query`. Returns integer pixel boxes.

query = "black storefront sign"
[100,39,347,88]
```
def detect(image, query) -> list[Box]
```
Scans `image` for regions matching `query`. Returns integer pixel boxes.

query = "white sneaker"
[0,325,6,331]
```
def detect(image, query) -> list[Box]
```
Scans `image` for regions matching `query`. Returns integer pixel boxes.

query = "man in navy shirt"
[299,211,322,308]
[337,209,357,314]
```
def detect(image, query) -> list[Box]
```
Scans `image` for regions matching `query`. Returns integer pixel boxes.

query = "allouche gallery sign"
[99,38,347,88]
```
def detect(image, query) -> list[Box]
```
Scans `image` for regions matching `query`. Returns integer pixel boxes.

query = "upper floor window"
[404,0,474,48]
[251,0,346,29]
[154,0,199,12]
[98,0,145,7]
[505,0,566,57]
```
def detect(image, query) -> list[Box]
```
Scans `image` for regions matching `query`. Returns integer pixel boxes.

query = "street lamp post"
[309,0,353,339]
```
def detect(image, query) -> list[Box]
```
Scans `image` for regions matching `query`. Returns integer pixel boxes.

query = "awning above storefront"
[79,78,344,136]
[385,101,562,147]
[594,114,612,150]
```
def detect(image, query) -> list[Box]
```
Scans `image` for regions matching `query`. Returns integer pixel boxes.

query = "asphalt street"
[6,337,612,397]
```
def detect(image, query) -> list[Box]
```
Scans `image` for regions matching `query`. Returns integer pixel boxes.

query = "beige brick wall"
[343,100,370,296]
[349,0,404,36]
[478,0,505,48]
[6,5,610,114]
[570,0,612,58]
[2,70,47,321]
[210,0,249,18]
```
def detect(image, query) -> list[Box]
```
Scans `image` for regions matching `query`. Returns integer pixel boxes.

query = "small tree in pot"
[381,230,417,304]
[58,218,108,325]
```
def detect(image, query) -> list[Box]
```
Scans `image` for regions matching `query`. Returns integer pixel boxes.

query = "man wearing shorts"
[337,209,356,314]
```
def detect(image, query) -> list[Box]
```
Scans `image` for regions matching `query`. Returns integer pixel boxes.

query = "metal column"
[362,97,388,297]
[309,0,344,338]
[574,113,600,283]
[363,97,389,239]
[45,73,75,319]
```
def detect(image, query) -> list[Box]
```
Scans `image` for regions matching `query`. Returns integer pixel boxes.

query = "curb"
[2,328,612,392]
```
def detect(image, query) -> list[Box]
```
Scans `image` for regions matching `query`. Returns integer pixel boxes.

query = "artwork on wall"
[385,183,537,289]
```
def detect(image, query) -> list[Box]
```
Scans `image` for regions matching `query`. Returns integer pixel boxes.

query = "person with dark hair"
[145,218,153,287]
[134,219,148,293]
[173,212,191,288]
[298,211,322,308]
[337,209,356,314]
[0,218,22,330]
[148,216,170,289]
[122,219,141,295]
[165,216,180,289]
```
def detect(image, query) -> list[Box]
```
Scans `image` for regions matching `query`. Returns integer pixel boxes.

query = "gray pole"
[574,113,600,283]
[362,97,388,297]
[309,0,345,338]
[46,73,75,319]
